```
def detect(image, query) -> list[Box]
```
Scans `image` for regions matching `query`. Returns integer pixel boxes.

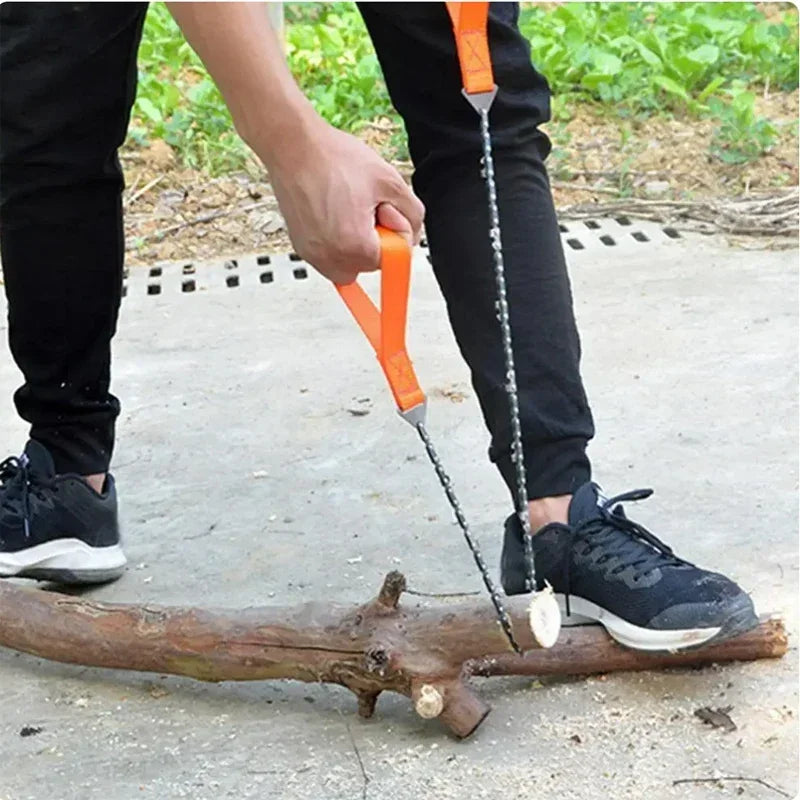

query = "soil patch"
[123,94,798,266]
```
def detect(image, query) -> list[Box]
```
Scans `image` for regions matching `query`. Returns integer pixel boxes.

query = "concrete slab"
[1,220,797,800]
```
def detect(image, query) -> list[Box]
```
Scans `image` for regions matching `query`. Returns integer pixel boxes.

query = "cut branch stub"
[376,570,406,611]
[412,682,444,719]
[0,573,787,739]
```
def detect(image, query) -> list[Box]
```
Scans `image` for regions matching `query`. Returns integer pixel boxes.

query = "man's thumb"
[376,202,414,247]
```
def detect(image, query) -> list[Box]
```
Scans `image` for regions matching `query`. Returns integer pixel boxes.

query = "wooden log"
[0,572,787,738]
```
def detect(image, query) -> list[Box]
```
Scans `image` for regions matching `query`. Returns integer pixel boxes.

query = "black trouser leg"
[359,2,595,501]
[0,2,147,474]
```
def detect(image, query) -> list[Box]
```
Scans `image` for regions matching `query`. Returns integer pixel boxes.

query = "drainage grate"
[121,217,688,300]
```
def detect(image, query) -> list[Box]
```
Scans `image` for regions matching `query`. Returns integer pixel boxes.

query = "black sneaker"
[501,482,758,651]
[0,440,126,583]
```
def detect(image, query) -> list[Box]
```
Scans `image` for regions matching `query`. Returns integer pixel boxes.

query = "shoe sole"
[554,593,759,652]
[0,539,126,584]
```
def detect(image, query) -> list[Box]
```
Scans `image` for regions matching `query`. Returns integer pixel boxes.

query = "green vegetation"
[131,2,798,174]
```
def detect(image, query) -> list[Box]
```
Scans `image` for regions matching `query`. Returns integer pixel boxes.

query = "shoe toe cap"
[647,575,758,636]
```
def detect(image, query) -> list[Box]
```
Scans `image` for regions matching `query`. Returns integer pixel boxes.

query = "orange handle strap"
[336,227,425,414]
[445,2,494,95]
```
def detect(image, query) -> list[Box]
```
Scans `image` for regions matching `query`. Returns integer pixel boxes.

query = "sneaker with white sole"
[0,440,126,583]
[501,482,758,652]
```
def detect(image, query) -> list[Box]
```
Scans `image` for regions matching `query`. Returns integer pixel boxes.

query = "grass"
[131,2,798,174]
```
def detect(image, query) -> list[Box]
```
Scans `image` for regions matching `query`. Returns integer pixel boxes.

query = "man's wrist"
[238,95,323,172]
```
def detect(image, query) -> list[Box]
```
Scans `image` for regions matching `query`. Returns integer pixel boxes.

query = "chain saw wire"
[415,421,520,652]
[477,107,538,595]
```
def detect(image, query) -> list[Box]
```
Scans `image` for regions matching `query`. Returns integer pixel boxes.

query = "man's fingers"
[382,177,425,244]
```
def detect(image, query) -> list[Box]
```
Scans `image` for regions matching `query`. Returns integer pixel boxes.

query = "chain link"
[478,107,537,595]
[415,421,521,653]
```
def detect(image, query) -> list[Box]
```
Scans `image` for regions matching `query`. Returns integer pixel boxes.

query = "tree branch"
[0,575,786,738]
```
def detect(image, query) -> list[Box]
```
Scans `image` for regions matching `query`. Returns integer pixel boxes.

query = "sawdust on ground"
[123,92,798,267]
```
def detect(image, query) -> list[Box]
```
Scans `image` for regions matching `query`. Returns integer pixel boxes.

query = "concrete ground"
[1,219,797,800]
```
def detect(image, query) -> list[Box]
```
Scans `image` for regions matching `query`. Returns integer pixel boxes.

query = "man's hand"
[257,122,424,285]
[168,3,424,285]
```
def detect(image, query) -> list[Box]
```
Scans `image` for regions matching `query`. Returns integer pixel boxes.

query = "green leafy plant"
[132,4,249,173]
[709,91,778,163]
[130,2,797,174]
[519,2,798,114]
[285,5,395,130]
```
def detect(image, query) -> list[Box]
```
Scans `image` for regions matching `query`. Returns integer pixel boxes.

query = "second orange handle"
[336,227,426,414]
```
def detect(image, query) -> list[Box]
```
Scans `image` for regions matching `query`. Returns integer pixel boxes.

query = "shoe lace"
[0,455,53,539]
[562,487,689,616]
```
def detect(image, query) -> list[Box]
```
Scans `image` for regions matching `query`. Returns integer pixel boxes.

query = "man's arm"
[167,2,424,284]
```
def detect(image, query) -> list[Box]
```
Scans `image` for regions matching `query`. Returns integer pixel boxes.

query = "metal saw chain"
[476,104,538,596]
[415,421,520,652]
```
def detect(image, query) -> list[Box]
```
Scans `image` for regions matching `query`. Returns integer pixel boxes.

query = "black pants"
[0,2,594,501]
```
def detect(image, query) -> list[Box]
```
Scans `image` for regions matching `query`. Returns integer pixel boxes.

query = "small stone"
[644,180,670,197]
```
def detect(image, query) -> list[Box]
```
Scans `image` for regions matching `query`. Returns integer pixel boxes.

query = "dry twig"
[558,188,799,238]
[126,200,273,249]
[125,173,165,208]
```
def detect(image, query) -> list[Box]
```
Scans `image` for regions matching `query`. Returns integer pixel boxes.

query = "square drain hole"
[260,271,274,284]
[615,216,632,226]
[293,267,308,280]
[566,238,584,250]
[257,255,271,266]
[121,284,127,298]
[224,259,238,270]
[226,275,240,288]
[584,220,601,229]
[558,224,569,233]
[599,234,616,246]
[182,264,195,275]
[663,227,681,239]
[149,266,162,277]
[289,253,302,262]
[147,283,161,296]
[182,279,196,293]
[631,231,650,242]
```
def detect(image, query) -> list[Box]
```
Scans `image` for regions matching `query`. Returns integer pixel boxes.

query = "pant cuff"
[493,436,590,504]
[30,426,113,475]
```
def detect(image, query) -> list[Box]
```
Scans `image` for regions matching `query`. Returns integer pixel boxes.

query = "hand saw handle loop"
[335,227,426,415]
[445,1,494,96]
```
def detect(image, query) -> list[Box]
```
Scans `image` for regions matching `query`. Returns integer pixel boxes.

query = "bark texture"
[0,572,786,737]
